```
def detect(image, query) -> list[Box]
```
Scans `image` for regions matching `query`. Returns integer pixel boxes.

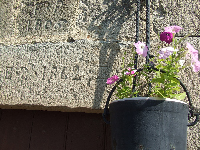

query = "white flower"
[178,60,185,66]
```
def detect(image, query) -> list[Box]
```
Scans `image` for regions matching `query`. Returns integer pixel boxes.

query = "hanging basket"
[109,97,188,150]
[102,0,199,149]
[102,67,199,150]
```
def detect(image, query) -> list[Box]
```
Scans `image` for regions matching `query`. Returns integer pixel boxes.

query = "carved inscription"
[61,67,68,79]
[20,67,28,80]
[5,67,13,79]
[4,65,80,81]
[18,0,78,36]
[50,66,57,79]
[42,66,47,80]
[26,19,68,32]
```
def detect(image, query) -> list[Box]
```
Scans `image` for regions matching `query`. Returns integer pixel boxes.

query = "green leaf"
[168,77,180,83]
[166,83,178,87]
[152,78,165,83]
[174,92,186,100]
[169,87,180,91]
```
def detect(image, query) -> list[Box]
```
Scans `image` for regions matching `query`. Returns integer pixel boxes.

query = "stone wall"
[0,0,199,149]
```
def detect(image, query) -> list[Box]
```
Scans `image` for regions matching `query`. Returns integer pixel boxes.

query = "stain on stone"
[16,70,20,76]
[67,37,75,42]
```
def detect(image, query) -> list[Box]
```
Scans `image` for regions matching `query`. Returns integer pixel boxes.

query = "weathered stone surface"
[0,0,199,148]
[1,0,199,45]
[0,40,133,112]
[152,0,199,35]
[0,37,199,110]
[0,0,79,41]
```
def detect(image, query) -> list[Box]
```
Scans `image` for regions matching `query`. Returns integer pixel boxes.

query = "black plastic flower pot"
[109,97,188,150]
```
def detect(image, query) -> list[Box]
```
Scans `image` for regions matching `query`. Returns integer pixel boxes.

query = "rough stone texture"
[151,0,199,36]
[0,0,157,45]
[0,0,200,149]
[0,40,121,111]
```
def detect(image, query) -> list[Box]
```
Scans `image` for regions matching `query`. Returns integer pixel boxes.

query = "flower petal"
[134,41,148,57]
[106,75,119,84]
[186,42,198,60]
[124,68,137,75]
[159,47,178,59]
[160,32,173,44]
[164,26,183,33]
[191,60,200,72]
[179,60,185,66]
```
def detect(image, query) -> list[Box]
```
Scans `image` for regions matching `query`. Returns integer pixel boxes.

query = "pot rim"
[111,97,187,104]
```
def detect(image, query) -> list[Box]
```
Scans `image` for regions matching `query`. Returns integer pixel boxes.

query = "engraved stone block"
[0,40,134,112]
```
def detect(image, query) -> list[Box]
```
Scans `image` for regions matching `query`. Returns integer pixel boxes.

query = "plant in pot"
[103,25,200,150]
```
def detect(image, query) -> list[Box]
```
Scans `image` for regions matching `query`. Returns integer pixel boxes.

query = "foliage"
[107,26,200,100]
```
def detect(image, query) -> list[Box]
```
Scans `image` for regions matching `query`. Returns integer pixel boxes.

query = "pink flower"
[164,26,183,33]
[160,32,173,44]
[125,68,137,75]
[134,41,148,57]
[191,58,200,72]
[186,43,200,72]
[106,75,119,84]
[159,47,178,59]
[186,42,198,60]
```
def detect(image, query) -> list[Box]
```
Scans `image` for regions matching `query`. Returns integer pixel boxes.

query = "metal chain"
[146,0,150,65]
[132,0,140,94]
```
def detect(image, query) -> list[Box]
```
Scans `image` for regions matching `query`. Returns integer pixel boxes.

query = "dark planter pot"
[109,97,188,150]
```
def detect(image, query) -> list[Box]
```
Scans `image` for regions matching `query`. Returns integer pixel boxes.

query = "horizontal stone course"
[1,0,199,45]
[0,38,199,111]
[0,40,134,112]
[0,0,199,148]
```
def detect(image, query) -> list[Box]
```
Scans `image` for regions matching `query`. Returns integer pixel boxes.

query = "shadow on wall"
[86,0,138,109]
